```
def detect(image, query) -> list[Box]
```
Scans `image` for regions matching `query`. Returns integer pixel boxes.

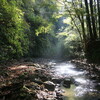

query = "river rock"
[35,68,46,74]
[56,97,63,100]
[36,91,57,100]
[25,82,40,90]
[44,81,55,91]
[56,93,63,100]
[33,78,43,85]
[40,75,51,82]
[63,78,71,88]
[36,93,44,99]
[52,78,63,84]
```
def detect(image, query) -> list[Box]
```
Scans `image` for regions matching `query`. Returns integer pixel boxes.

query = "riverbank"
[70,59,100,81]
[0,58,64,100]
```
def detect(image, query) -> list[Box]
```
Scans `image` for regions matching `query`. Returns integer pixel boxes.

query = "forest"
[0,0,100,100]
[0,0,100,62]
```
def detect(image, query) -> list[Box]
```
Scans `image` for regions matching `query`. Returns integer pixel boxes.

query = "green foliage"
[22,0,58,58]
[0,0,59,61]
[63,0,100,62]
[57,30,82,59]
[0,0,29,61]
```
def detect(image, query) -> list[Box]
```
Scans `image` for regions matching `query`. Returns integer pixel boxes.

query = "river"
[48,61,100,100]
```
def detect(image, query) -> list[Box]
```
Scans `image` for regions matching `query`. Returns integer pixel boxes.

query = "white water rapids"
[49,61,100,100]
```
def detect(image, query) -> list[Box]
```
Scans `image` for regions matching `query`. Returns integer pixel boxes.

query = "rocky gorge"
[0,58,100,100]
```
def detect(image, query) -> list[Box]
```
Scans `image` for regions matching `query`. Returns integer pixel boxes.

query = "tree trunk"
[84,0,94,40]
[97,0,100,38]
[90,0,97,39]
[72,0,86,43]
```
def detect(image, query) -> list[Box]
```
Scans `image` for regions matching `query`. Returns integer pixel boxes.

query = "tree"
[0,0,60,61]
[63,0,100,62]
[0,0,29,61]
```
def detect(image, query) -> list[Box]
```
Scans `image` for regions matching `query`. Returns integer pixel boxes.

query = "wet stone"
[52,78,63,84]
[33,78,43,85]
[35,69,46,74]
[36,91,57,100]
[63,78,71,88]
[56,96,63,100]
[44,81,55,91]
[40,75,50,82]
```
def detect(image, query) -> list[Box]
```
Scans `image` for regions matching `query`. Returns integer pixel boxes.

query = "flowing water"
[49,61,100,100]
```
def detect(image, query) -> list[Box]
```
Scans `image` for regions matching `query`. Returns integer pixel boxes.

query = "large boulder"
[44,81,55,91]
[63,78,71,88]
[52,78,63,84]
